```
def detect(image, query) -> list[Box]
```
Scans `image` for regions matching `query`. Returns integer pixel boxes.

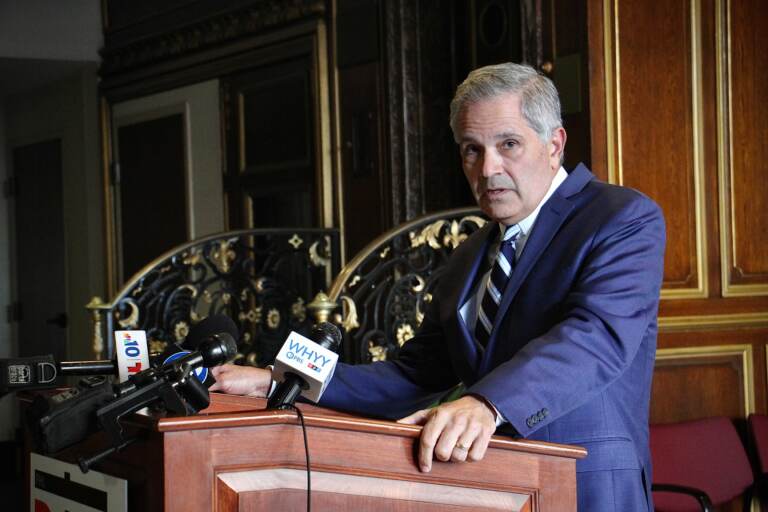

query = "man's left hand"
[397,395,496,472]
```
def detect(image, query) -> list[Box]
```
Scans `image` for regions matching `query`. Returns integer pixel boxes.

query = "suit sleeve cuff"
[266,365,277,398]
[467,393,506,427]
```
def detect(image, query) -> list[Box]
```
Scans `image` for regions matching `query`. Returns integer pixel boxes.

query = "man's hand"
[209,364,272,397]
[398,395,497,472]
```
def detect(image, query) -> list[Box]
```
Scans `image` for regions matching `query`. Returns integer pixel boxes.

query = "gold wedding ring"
[455,443,470,451]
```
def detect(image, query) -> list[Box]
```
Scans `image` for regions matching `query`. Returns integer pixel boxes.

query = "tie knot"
[502,225,521,244]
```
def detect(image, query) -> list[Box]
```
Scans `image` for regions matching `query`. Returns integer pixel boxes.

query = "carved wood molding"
[383,0,424,225]
[100,0,325,77]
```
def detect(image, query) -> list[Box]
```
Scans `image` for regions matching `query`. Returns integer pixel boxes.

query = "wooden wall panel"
[719,0,768,296]
[650,345,752,424]
[590,0,768,430]
[605,0,707,298]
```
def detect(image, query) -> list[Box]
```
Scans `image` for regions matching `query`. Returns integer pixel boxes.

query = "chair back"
[651,416,753,511]
[327,207,486,364]
[87,228,340,366]
[749,414,768,474]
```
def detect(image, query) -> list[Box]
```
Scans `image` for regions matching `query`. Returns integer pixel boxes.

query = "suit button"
[526,417,535,427]
[542,408,549,417]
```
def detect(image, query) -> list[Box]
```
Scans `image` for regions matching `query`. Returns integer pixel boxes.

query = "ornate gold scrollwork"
[379,247,391,259]
[368,341,387,362]
[174,321,190,341]
[222,292,231,305]
[180,284,198,297]
[443,220,466,249]
[309,239,330,268]
[266,309,281,329]
[288,233,304,249]
[116,300,140,329]
[150,338,167,355]
[307,291,337,323]
[339,295,360,333]
[254,277,266,293]
[410,220,447,249]
[182,249,202,266]
[211,239,236,273]
[239,307,262,324]
[86,296,105,359]
[348,275,361,289]
[291,297,307,322]
[396,324,415,346]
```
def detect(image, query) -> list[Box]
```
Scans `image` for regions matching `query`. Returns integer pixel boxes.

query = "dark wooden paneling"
[726,0,768,287]
[117,114,188,280]
[617,0,699,291]
[338,62,388,257]
[651,353,746,424]
[222,48,318,229]
[655,326,768,417]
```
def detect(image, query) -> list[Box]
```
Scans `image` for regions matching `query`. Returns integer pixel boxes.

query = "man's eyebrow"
[494,131,523,140]
[459,131,523,143]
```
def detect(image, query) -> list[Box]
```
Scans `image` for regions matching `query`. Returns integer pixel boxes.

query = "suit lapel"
[481,164,594,364]
[450,222,497,370]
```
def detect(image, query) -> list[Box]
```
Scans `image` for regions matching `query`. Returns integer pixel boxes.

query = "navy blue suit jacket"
[320,164,666,511]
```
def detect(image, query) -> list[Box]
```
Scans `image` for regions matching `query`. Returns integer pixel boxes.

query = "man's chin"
[480,200,520,225]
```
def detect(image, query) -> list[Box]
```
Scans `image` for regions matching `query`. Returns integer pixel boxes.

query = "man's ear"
[549,127,567,167]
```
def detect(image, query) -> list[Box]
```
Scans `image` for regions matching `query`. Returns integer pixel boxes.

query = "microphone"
[29,328,239,457]
[267,322,341,409]
[153,314,239,387]
[0,332,150,396]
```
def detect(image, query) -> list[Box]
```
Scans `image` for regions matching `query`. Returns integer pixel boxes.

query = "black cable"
[283,404,311,512]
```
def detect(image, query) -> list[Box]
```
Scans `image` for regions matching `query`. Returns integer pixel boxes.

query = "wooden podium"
[32,393,586,511]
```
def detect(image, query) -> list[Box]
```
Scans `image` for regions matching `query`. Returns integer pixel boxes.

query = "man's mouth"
[484,188,508,198]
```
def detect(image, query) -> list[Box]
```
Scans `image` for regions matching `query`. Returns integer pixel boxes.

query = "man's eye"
[502,140,518,149]
[463,145,479,156]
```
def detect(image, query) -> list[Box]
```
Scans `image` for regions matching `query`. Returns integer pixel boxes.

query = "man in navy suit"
[212,62,665,511]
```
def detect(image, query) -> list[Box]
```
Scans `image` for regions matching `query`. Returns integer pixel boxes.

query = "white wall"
[0,1,103,441]
[0,0,102,60]
[6,66,105,362]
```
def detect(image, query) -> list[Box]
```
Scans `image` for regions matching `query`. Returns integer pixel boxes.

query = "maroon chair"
[748,414,768,507]
[650,417,753,512]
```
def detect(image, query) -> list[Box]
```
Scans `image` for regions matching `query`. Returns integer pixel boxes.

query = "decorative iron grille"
[88,228,340,366]
[328,208,486,364]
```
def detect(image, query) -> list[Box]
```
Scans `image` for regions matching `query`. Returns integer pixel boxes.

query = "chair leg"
[743,485,754,512]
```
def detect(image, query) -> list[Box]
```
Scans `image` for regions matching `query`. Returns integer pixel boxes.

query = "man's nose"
[480,150,502,177]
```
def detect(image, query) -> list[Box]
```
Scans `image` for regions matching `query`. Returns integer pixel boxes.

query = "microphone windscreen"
[182,314,239,350]
[310,322,342,351]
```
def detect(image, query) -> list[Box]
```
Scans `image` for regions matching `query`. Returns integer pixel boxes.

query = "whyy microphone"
[267,322,341,409]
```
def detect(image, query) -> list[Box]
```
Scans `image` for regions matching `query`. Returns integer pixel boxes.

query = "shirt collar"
[498,166,568,237]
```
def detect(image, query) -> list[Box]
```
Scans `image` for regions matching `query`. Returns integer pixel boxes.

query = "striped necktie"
[475,225,521,346]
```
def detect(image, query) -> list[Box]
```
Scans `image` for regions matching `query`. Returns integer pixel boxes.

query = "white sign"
[114,330,150,382]
[272,331,339,402]
[30,453,127,512]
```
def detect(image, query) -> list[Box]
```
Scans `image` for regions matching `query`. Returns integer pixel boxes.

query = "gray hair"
[449,62,562,143]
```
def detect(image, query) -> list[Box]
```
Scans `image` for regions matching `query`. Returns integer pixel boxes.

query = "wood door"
[12,139,67,363]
